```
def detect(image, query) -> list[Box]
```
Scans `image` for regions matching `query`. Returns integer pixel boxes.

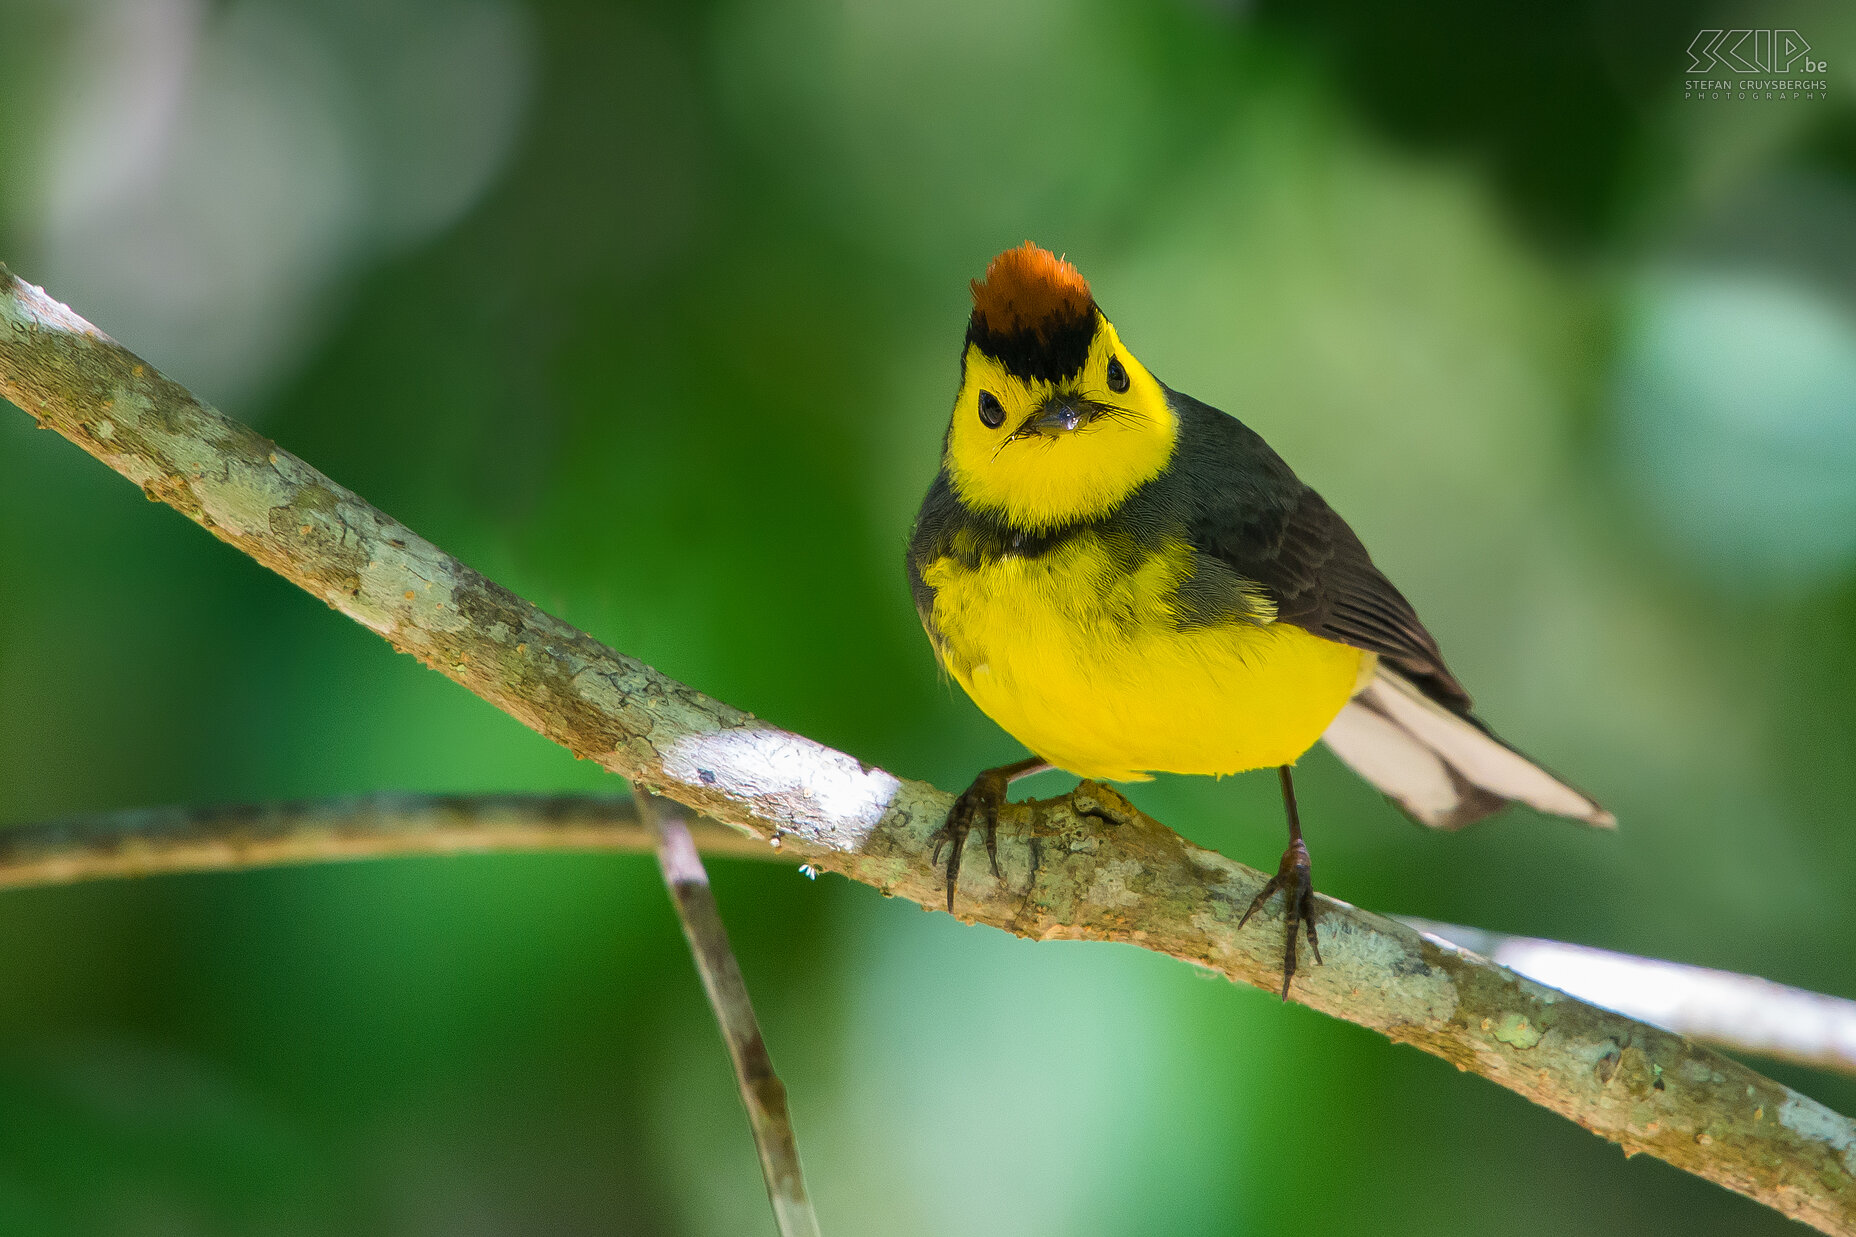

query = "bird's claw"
[930,773,1008,913]
[1237,837,1323,999]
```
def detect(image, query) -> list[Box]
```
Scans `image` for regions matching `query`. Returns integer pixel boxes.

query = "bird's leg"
[1237,766,1324,998]
[930,756,1053,913]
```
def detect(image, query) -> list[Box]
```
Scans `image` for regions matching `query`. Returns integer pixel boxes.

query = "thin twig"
[636,791,821,1237]
[6,794,1854,1080]
[0,792,769,889]
[5,264,1855,1234]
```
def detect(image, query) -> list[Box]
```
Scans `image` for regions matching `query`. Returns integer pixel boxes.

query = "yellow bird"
[907,243,1613,993]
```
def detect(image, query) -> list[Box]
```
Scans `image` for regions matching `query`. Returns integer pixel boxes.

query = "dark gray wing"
[1163,392,1473,714]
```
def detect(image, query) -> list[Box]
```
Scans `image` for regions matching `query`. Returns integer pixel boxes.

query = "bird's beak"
[1020,394,1095,437]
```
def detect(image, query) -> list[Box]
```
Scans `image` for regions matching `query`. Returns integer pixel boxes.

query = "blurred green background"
[3,0,1855,1232]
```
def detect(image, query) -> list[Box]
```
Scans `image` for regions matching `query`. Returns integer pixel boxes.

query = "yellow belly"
[921,535,1364,782]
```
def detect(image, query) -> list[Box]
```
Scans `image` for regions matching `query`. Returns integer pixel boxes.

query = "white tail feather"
[1322,667,1614,830]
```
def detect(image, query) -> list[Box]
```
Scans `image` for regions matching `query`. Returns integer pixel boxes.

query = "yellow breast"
[921,533,1364,782]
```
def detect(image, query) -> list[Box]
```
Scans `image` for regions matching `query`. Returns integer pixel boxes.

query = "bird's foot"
[1236,837,1323,999]
[929,769,1012,913]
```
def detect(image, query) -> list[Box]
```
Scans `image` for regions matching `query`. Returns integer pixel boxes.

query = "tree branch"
[637,792,821,1237]
[7,792,1854,1082]
[1403,920,1856,1080]
[0,792,770,888]
[4,263,1854,1234]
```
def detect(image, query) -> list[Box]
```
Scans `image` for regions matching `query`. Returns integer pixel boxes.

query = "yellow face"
[944,316,1176,532]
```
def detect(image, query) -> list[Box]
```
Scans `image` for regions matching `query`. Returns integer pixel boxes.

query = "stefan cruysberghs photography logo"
[1686,29,1830,99]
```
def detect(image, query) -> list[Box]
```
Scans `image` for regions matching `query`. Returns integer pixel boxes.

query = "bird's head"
[943,244,1176,532]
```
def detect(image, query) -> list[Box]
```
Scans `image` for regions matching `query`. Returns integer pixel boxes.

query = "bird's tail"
[1321,665,1614,831]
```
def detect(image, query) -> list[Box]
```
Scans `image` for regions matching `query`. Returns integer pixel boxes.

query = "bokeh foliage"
[2,0,1854,1232]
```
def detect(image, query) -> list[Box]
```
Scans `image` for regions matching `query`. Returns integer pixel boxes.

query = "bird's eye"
[977,390,1006,428]
[1106,357,1129,394]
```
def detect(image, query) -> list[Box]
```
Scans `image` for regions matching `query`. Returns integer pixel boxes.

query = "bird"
[906,242,1613,996]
